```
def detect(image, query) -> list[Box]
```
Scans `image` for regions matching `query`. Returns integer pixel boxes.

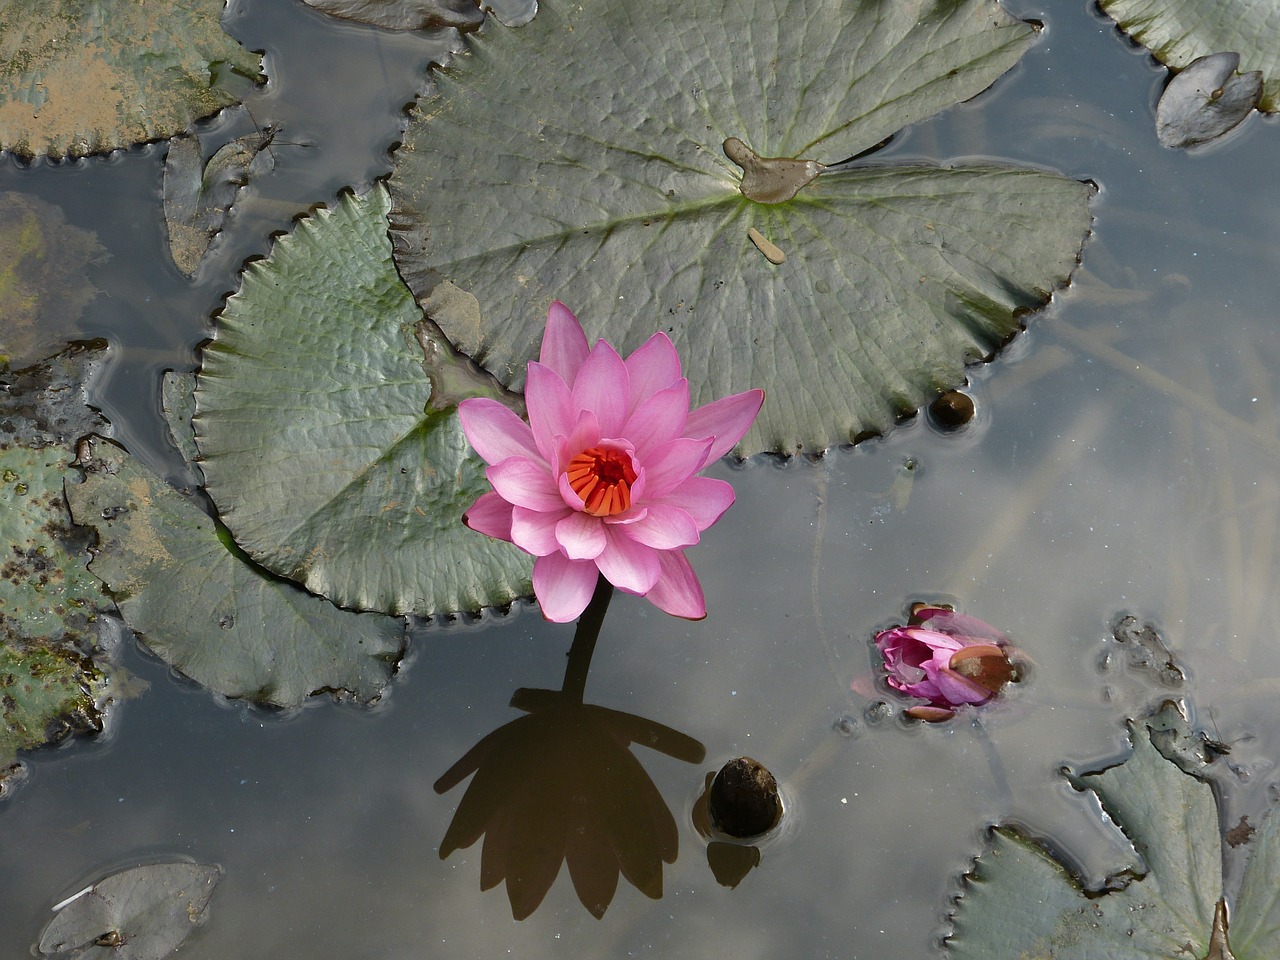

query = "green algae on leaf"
[38,861,221,960]
[194,187,531,617]
[0,194,107,373]
[1100,0,1280,113]
[949,701,1280,959]
[389,0,1094,456]
[65,437,406,707]
[0,0,262,159]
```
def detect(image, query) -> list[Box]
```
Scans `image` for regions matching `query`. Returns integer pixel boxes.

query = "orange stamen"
[564,446,637,517]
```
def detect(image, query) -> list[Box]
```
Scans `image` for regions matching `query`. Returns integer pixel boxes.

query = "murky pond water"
[4,0,1280,957]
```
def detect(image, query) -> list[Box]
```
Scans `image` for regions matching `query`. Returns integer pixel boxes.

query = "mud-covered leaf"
[194,187,532,616]
[163,126,275,277]
[65,437,405,707]
[0,0,262,159]
[0,194,107,372]
[38,861,221,960]
[389,0,1094,456]
[1156,52,1261,147]
[1100,0,1280,112]
[949,704,1221,958]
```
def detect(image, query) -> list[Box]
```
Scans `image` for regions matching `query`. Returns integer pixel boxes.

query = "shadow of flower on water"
[434,579,706,919]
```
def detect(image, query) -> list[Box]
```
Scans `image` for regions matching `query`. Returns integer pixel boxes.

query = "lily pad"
[38,860,221,960]
[163,125,275,277]
[1100,0,1280,112]
[388,0,1094,456]
[949,701,1280,959]
[65,437,406,706]
[0,194,107,373]
[0,0,262,159]
[0,345,114,786]
[299,0,486,30]
[1155,52,1262,147]
[194,187,532,616]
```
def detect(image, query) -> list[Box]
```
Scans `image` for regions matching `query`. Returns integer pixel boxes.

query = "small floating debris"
[747,227,786,265]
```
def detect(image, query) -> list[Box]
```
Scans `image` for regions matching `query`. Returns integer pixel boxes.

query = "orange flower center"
[565,446,637,517]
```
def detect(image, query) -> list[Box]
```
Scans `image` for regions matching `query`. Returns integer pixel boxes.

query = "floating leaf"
[0,0,262,159]
[194,187,532,616]
[299,0,486,30]
[65,437,406,706]
[0,345,113,785]
[949,701,1280,959]
[1100,0,1280,112]
[0,194,107,372]
[163,126,275,277]
[159,370,200,471]
[38,861,221,960]
[1156,52,1261,147]
[388,0,1094,456]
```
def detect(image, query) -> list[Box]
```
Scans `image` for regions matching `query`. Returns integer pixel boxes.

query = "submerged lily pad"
[0,345,113,786]
[1101,0,1280,112]
[65,437,406,706]
[38,860,221,960]
[0,194,107,373]
[300,0,485,30]
[389,0,1094,456]
[0,0,262,158]
[1156,52,1262,147]
[949,702,1280,959]
[195,187,532,617]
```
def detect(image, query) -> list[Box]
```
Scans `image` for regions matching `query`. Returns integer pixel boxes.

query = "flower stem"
[562,574,614,703]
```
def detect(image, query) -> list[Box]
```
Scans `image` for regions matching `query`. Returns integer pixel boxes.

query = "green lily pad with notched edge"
[1101,0,1280,113]
[0,0,262,159]
[949,702,1280,959]
[194,187,532,617]
[389,0,1095,456]
[65,437,406,707]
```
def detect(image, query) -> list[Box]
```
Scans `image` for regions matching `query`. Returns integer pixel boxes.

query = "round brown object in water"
[708,757,782,838]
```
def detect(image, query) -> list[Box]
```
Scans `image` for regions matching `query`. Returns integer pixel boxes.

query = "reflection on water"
[2,0,1280,957]
[435,579,705,918]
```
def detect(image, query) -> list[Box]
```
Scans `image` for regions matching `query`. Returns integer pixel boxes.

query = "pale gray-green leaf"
[389,0,1093,455]
[38,861,221,960]
[194,187,531,616]
[1100,0,1280,112]
[1230,806,1280,960]
[1156,52,1261,147]
[299,0,485,30]
[65,437,405,707]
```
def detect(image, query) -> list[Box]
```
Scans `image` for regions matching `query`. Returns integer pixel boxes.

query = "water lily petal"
[643,549,706,620]
[572,340,629,437]
[638,437,714,498]
[620,379,689,458]
[929,664,993,706]
[552,409,602,475]
[463,491,515,542]
[556,511,607,560]
[596,528,662,594]
[651,476,734,530]
[488,457,565,512]
[526,362,577,461]
[619,503,699,550]
[511,505,572,556]
[532,552,600,622]
[917,607,1010,645]
[458,397,542,466]
[540,301,590,384]
[685,389,765,462]
[625,332,682,411]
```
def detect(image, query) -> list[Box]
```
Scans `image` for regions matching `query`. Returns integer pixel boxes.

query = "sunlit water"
[3,0,1280,957]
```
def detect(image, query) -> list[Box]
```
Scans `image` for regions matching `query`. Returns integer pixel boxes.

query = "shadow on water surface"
[3,0,1280,957]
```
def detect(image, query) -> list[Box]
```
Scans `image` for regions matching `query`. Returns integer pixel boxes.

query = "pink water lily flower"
[874,607,1018,721]
[459,302,764,623]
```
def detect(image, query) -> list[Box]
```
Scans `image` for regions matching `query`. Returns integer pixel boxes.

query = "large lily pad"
[65,437,406,707]
[1101,0,1280,113]
[194,187,532,617]
[949,702,1280,959]
[0,345,114,786]
[389,0,1094,456]
[0,0,262,159]
[0,193,107,373]
[38,860,221,960]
